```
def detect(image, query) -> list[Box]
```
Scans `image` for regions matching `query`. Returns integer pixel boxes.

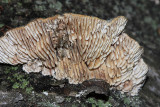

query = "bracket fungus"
[0,13,148,96]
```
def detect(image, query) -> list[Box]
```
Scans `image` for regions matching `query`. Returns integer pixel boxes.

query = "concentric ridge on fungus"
[0,13,148,96]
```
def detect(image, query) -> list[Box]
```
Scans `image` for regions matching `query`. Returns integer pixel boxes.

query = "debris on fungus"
[0,13,148,96]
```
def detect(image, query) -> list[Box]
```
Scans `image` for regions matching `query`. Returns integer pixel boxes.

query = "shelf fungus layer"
[0,13,148,96]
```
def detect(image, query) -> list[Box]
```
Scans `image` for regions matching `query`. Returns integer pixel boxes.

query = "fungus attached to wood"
[0,13,148,96]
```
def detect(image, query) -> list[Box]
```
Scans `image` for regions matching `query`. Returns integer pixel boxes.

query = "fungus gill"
[0,13,148,96]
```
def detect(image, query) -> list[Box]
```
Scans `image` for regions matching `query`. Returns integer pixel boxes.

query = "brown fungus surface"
[0,13,148,96]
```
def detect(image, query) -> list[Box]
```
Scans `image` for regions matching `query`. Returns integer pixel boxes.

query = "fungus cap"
[0,13,148,96]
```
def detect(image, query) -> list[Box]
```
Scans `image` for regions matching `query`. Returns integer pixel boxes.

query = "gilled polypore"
[0,13,148,96]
